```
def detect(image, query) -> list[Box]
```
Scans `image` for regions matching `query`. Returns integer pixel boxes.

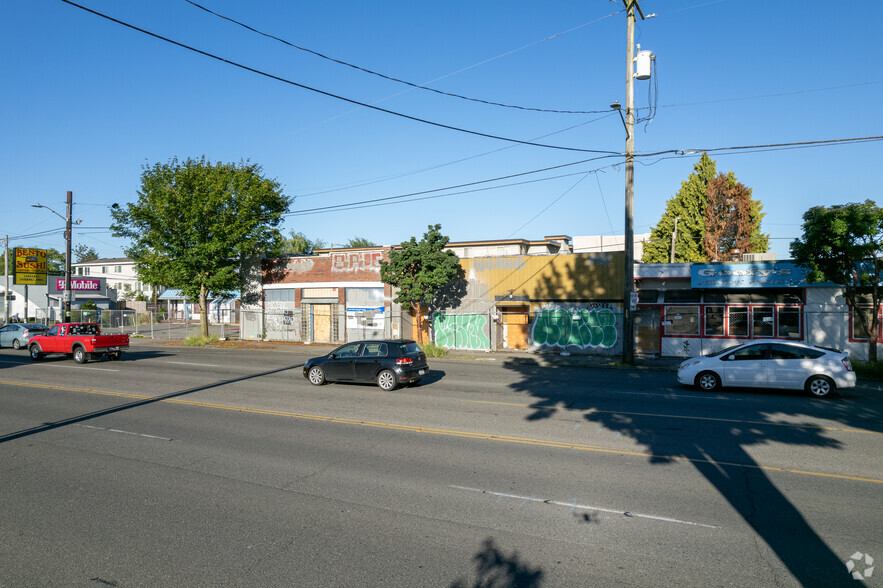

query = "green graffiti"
[433,313,490,350]
[531,307,618,349]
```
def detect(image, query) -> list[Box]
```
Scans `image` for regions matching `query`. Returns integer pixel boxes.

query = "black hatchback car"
[303,340,429,391]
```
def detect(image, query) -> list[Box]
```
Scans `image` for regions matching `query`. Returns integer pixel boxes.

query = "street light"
[32,191,73,320]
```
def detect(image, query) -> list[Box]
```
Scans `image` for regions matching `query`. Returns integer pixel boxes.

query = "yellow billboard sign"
[14,248,48,286]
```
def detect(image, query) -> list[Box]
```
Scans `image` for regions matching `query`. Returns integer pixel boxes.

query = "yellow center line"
[462,399,882,435]
[3,379,882,485]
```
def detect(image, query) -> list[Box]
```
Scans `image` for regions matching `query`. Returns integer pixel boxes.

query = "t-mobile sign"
[56,278,101,291]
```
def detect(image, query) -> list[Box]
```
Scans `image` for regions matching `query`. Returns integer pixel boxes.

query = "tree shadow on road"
[503,357,880,586]
[450,537,544,588]
[0,364,303,444]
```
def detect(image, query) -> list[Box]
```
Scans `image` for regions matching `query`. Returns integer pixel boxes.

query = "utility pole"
[65,190,73,320]
[3,235,8,325]
[621,0,639,365]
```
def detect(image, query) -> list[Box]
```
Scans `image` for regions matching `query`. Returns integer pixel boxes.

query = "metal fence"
[4,308,240,340]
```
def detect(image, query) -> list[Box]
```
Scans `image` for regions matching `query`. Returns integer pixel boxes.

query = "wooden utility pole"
[622,0,639,365]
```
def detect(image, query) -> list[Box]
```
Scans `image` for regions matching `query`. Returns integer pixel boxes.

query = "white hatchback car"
[677,340,856,398]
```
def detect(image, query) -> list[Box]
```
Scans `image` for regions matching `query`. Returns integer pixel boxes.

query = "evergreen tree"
[642,153,769,263]
[642,153,716,263]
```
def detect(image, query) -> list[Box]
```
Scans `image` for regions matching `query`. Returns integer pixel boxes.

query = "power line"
[296,113,615,197]
[183,0,620,115]
[286,155,618,216]
[287,134,883,216]
[60,0,620,155]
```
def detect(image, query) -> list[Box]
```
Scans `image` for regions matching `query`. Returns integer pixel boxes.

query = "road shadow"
[450,538,544,588]
[0,364,302,444]
[503,358,877,586]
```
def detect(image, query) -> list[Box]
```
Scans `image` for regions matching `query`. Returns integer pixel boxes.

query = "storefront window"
[664,306,699,336]
[704,306,725,336]
[729,306,749,337]
[753,306,774,337]
[851,306,878,340]
[777,307,801,338]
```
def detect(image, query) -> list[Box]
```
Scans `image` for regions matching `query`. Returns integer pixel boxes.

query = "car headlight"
[680,360,702,369]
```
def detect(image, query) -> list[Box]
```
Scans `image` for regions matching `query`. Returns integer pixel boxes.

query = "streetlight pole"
[31,191,73,321]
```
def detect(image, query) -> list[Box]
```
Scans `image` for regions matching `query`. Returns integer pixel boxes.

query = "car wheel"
[307,366,326,386]
[377,369,397,391]
[12,339,21,350]
[29,345,43,361]
[696,371,721,391]
[73,347,90,364]
[805,375,834,398]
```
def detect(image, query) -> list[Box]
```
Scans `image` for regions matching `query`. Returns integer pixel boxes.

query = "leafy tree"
[642,153,717,263]
[111,156,291,337]
[74,244,100,263]
[642,153,768,263]
[380,224,462,344]
[345,237,377,248]
[282,231,326,255]
[790,200,883,362]
[704,172,769,261]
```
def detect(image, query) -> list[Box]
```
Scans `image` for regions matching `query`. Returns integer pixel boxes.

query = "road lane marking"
[0,359,119,372]
[74,424,172,441]
[165,361,222,368]
[450,485,720,529]
[461,399,883,436]
[2,378,881,485]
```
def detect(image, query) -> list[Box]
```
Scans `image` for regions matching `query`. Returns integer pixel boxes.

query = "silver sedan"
[677,339,856,398]
[0,323,49,350]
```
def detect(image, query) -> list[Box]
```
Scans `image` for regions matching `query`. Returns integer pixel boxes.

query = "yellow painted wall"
[461,252,623,310]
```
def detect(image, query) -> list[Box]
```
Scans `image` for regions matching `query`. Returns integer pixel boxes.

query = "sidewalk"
[127,336,682,372]
[440,348,682,371]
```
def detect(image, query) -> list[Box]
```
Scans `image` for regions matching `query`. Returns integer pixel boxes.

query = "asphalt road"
[0,343,880,587]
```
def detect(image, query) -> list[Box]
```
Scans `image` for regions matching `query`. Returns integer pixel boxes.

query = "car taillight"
[22,330,29,337]
[396,357,413,366]
[842,357,853,372]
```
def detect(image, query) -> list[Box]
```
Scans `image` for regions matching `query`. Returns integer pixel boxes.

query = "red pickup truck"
[28,322,130,364]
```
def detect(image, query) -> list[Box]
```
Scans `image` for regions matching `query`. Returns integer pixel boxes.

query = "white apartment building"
[71,258,161,301]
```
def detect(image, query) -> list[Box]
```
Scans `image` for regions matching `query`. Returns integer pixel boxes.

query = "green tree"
[704,172,769,261]
[642,153,717,263]
[111,156,291,337]
[345,237,377,248]
[74,244,99,263]
[790,200,883,362]
[379,224,462,344]
[281,231,326,255]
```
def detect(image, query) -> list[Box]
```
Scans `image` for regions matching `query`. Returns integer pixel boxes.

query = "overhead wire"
[296,113,615,197]
[183,0,621,115]
[286,134,883,216]
[59,0,620,155]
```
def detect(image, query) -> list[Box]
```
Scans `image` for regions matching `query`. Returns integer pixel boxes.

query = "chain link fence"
[5,308,240,340]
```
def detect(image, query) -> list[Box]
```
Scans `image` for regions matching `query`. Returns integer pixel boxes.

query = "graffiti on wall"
[285,258,315,273]
[433,313,491,350]
[531,304,618,349]
[332,251,383,272]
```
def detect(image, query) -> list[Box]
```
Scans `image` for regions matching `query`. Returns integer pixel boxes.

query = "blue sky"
[2,0,881,261]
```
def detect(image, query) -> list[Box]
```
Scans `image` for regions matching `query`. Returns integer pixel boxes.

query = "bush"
[184,335,220,347]
[852,360,883,381]
[420,342,448,358]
